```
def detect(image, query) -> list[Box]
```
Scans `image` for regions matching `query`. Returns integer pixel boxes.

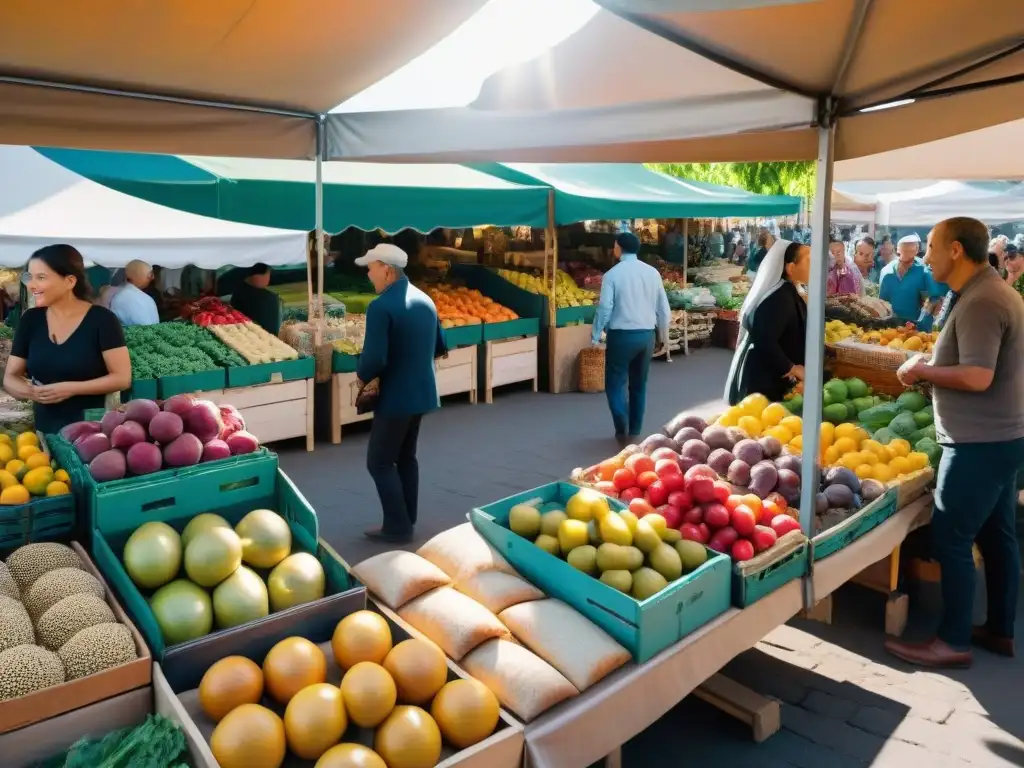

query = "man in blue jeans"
[889,216,1024,667]
[592,232,671,445]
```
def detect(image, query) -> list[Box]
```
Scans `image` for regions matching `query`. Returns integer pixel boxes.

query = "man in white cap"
[109,260,159,326]
[878,233,935,325]
[354,243,447,544]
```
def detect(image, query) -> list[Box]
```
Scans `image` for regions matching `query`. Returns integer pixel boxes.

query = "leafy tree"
[648,162,815,200]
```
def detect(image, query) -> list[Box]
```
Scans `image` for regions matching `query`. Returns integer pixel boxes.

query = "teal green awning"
[472,163,801,224]
[34,149,549,233]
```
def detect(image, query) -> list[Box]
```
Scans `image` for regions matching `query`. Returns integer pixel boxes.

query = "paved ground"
[278,348,1024,767]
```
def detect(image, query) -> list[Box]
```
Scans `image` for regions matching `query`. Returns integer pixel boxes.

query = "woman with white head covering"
[725,239,812,405]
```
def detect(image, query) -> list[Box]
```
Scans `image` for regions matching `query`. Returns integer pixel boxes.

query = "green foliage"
[40,714,189,768]
[125,321,246,379]
[647,162,816,200]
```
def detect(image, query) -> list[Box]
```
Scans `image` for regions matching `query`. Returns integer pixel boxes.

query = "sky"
[331,0,598,114]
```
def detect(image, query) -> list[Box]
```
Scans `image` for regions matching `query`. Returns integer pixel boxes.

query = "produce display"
[328,315,367,356]
[495,268,597,308]
[44,714,190,766]
[0,431,71,505]
[125,322,247,379]
[60,396,258,482]
[0,542,139,701]
[561,261,604,290]
[506,485,713,596]
[424,285,519,328]
[182,296,251,327]
[194,609,500,766]
[825,295,897,328]
[825,319,936,351]
[121,508,325,644]
[208,323,300,364]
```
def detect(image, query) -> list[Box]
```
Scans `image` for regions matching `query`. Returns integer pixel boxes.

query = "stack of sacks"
[352,523,632,722]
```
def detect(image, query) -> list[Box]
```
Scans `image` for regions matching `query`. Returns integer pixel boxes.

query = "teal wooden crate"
[90,464,356,659]
[124,378,158,402]
[731,539,809,607]
[0,494,77,551]
[813,486,900,562]
[472,481,732,663]
[226,356,314,387]
[443,324,483,349]
[482,317,540,341]
[158,368,226,398]
[332,350,359,373]
[555,305,597,327]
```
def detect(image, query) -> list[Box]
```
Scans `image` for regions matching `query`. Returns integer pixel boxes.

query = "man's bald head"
[934,218,989,264]
[125,260,154,289]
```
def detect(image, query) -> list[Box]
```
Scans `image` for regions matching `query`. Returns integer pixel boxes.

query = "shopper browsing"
[888,217,1024,668]
[109,260,159,326]
[591,232,670,445]
[230,263,282,335]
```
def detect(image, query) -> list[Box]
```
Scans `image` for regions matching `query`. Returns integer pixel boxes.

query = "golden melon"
[284,683,347,760]
[210,703,286,768]
[199,656,265,722]
[383,639,448,705]
[340,661,396,728]
[22,467,53,496]
[315,744,387,768]
[374,706,442,768]
[263,637,327,705]
[332,610,392,670]
[430,679,500,749]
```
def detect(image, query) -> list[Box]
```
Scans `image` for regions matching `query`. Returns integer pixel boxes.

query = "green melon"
[212,566,268,629]
[150,580,212,645]
[123,522,182,590]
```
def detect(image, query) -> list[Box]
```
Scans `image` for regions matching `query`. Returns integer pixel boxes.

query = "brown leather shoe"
[971,626,1015,658]
[884,637,973,669]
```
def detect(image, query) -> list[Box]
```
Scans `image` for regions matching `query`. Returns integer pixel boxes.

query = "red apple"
[682,506,704,525]
[594,480,619,498]
[661,504,683,529]
[679,522,704,543]
[660,471,686,494]
[689,477,716,504]
[732,539,755,562]
[625,454,655,476]
[712,481,732,504]
[612,467,637,491]
[629,498,656,518]
[636,471,659,490]
[645,480,669,507]
[703,502,730,529]
[771,514,802,537]
[696,522,710,543]
[751,525,778,552]
[668,490,692,510]
[730,504,757,537]
[655,458,681,478]
[619,486,644,503]
[684,464,717,483]
[650,447,680,463]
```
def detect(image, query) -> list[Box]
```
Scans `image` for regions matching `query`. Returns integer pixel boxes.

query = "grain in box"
[471,481,731,663]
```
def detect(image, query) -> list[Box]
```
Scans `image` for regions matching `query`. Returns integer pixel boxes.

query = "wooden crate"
[483,335,538,403]
[330,371,374,444]
[548,323,593,394]
[437,344,478,403]
[202,379,314,451]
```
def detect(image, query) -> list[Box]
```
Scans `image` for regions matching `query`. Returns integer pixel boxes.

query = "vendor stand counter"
[521,579,805,768]
[203,376,315,451]
[437,344,479,404]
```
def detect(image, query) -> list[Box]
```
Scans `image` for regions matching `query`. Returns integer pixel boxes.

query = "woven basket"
[829,359,906,396]
[829,340,925,371]
[578,346,606,393]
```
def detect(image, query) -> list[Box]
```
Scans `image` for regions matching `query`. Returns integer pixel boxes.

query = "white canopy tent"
[832,180,1024,227]
[0,146,308,269]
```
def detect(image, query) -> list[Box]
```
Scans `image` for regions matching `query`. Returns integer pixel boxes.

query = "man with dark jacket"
[356,244,447,543]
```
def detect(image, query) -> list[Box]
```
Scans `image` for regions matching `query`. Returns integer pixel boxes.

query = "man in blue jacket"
[356,243,447,543]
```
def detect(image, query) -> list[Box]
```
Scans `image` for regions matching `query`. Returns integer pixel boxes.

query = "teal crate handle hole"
[220,476,260,493]
[140,496,177,514]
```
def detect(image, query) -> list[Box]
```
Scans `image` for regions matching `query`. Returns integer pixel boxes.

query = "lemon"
[871,463,893,483]
[907,452,929,471]
[761,402,788,428]
[0,485,30,505]
[0,470,17,490]
[765,425,793,445]
[840,453,863,470]
[852,427,870,445]
[0,445,13,465]
[877,445,896,463]
[789,434,803,451]
[0,435,11,446]
[834,423,857,440]
[737,416,763,438]
[780,416,803,435]
[740,393,769,418]
[861,439,884,455]
[855,464,875,479]
[888,439,911,458]
[45,481,70,497]
[16,445,40,462]
[54,469,70,485]
[823,446,841,466]
[717,408,740,428]
[889,456,912,476]
[832,437,858,456]
[5,460,26,480]
[15,432,38,450]
[819,422,835,450]
[24,452,50,470]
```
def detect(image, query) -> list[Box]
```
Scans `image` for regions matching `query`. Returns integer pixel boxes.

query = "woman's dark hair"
[28,244,91,300]
[782,242,805,281]
[249,262,271,277]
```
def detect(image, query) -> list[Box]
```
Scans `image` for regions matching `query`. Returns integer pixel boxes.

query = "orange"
[199,656,264,722]
[383,639,448,705]
[284,683,347,760]
[263,637,327,705]
[315,744,387,768]
[374,706,442,768]
[340,662,397,728]
[430,679,499,749]
[331,610,392,670]
[210,704,285,768]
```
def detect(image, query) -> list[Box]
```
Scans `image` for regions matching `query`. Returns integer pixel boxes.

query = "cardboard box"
[0,540,152,734]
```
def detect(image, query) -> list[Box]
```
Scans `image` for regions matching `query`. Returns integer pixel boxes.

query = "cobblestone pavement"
[278,348,1023,767]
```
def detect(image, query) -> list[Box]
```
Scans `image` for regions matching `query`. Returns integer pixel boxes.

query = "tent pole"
[547,191,557,326]
[799,120,835,611]
[314,118,326,343]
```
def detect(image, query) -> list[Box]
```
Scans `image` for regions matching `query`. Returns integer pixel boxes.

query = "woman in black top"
[4,245,131,434]
[725,240,811,405]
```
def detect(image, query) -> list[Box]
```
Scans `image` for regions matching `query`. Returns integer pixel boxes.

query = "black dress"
[11,306,126,434]
[725,280,807,405]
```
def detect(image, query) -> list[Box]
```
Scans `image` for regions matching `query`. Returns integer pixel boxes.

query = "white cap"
[897,232,921,246]
[354,243,408,268]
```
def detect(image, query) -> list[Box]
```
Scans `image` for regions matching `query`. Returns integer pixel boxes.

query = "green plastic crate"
[124,378,158,402]
[731,539,809,607]
[331,350,359,373]
[158,368,226,398]
[443,324,483,349]
[555,305,597,327]
[90,460,358,659]
[813,486,900,562]
[482,317,540,341]
[226,356,314,387]
[0,494,77,551]
[472,482,732,663]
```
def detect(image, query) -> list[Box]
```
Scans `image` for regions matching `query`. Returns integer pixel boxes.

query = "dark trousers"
[932,438,1024,649]
[604,329,655,436]
[367,414,423,535]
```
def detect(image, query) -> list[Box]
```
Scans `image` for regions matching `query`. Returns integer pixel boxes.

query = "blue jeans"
[604,329,655,436]
[932,438,1024,649]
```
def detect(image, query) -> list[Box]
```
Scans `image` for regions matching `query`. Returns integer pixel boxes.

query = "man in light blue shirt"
[592,232,671,443]
[878,233,931,325]
[109,260,160,327]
